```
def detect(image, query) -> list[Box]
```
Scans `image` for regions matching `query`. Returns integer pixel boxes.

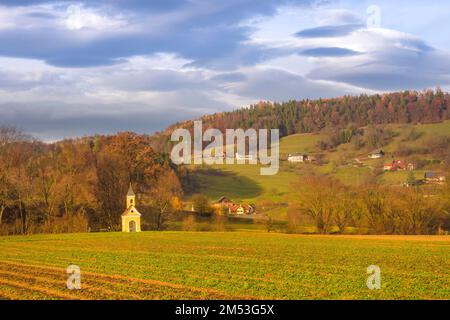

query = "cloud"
[299,47,360,57]
[96,68,213,92]
[314,9,363,26]
[64,4,128,31]
[0,54,236,140]
[0,0,314,68]
[1,1,450,141]
[225,67,363,101]
[0,101,203,141]
[0,89,230,141]
[306,28,450,90]
[210,72,247,83]
[295,24,363,38]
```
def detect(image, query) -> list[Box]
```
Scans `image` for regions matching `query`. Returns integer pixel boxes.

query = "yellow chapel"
[121,184,142,232]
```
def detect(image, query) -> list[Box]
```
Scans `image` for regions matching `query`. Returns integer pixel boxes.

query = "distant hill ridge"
[162,89,449,138]
[58,89,450,154]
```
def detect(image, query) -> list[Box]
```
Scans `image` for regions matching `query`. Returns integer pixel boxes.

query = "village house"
[121,184,141,233]
[228,203,256,215]
[384,160,414,172]
[368,150,385,159]
[424,172,446,184]
[287,153,306,163]
[287,153,317,163]
[213,197,256,215]
[235,153,255,161]
[212,197,233,209]
[245,204,256,214]
[216,196,232,204]
[229,204,245,215]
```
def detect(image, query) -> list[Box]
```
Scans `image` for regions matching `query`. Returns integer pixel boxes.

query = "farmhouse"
[424,172,446,184]
[228,203,256,215]
[244,204,256,214]
[368,150,385,159]
[214,197,256,215]
[235,152,255,160]
[212,197,232,212]
[230,204,246,215]
[288,153,306,163]
[216,196,232,205]
[121,184,142,232]
[384,160,414,171]
[287,153,317,163]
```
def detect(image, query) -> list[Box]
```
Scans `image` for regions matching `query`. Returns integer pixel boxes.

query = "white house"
[368,150,385,159]
[235,153,255,160]
[287,154,306,163]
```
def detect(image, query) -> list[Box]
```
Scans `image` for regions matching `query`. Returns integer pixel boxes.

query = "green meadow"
[0,232,448,300]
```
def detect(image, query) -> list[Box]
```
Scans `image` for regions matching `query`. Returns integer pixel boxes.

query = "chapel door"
[129,220,136,232]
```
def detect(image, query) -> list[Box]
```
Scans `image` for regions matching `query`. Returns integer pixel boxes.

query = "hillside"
[187,120,450,219]
[167,89,450,221]
[164,89,449,140]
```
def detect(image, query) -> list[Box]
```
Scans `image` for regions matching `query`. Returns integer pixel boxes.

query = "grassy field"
[0,231,448,300]
[279,132,321,155]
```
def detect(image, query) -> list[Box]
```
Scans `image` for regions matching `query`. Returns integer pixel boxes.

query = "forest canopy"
[163,89,449,143]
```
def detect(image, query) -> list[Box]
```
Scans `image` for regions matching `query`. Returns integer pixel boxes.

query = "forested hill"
[164,89,449,138]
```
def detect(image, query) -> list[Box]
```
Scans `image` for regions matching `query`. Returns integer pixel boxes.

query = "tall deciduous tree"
[147,171,183,230]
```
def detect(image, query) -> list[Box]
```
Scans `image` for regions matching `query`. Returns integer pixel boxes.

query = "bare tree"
[294,176,338,234]
[147,171,183,230]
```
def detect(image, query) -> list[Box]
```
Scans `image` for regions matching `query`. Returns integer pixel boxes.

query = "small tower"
[121,183,141,233]
[126,184,135,208]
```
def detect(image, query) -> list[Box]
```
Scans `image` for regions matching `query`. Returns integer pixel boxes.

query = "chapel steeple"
[126,183,136,208]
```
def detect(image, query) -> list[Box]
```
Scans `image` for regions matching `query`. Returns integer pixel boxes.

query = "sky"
[0,0,449,141]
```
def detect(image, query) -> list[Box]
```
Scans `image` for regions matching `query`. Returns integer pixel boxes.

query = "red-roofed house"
[383,160,414,172]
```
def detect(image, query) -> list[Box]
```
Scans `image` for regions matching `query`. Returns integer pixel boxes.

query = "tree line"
[0,128,186,235]
[288,176,450,235]
[158,89,449,152]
